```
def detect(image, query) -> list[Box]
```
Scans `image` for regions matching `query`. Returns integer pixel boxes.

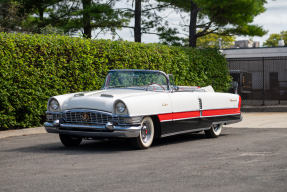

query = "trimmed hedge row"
[0,33,231,129]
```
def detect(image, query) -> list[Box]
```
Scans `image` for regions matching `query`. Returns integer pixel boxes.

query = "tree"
[114,0,171,42]
[19,0,63,30]
[64,0,129,38]
[0,1,31,32]
[134,0,141,42]
[263,31,287,47]
[0,0,78,33]
[156,0,268,47]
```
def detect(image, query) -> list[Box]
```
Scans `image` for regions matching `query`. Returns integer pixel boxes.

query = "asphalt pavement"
[1,128,287,192]
[0,112,287,192]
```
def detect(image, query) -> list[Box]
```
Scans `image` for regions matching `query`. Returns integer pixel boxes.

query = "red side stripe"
[158,113,173,122]
[173,111,200,120]
[158,97,242,122]
[201,108,240,117]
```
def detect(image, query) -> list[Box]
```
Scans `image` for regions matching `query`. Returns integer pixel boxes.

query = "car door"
[168,92,200,133]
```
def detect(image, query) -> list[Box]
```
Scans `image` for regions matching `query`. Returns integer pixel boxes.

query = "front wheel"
[59,134,82,146]
[130,117,155,149]
[204,124,223,138]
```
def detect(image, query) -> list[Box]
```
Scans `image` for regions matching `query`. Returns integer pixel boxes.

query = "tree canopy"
[156,0,268,47]
[0,0,268,45]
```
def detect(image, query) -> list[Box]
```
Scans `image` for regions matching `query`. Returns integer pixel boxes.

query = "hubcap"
[141,121,151,143]
[213,124,221,132]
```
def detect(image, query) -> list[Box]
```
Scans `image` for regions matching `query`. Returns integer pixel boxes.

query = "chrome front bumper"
[44,122,141,138]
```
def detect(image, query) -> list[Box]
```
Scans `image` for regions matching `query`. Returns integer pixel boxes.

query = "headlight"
[50,99,59,110]
[116,102,126,113]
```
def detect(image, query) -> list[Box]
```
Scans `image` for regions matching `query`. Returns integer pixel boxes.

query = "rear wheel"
[204,124,223,138]
[130,117,154,149]
[59,134,82,146]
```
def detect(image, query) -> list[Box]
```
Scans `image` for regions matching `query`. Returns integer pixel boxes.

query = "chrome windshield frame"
[102,69,172,92]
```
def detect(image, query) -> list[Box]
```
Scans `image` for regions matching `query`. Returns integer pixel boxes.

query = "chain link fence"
[227,57,287,106]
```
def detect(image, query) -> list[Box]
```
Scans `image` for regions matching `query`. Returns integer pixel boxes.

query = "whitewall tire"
[131,117,155,149]
[204,124,223,138]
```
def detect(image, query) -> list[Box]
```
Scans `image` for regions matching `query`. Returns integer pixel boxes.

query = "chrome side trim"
[171,109,200,113]
[160,119,173,123]
[201,113,241,118]
[131,109,240,118]
[161,127,210,138]
[173,116,199,121]
[160,113,241,122]
[159,116,200,123]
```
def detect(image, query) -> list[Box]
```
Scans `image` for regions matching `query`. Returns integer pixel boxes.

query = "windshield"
[104,71,169,91]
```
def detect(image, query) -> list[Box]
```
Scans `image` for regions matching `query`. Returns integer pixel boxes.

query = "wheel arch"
[151,115,161,138]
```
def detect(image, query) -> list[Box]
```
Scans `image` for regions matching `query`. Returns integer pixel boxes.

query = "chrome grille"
[46,110,127,125]
[62,111,112,124]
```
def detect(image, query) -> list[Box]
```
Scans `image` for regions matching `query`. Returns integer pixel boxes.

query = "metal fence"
[227,57,287,106]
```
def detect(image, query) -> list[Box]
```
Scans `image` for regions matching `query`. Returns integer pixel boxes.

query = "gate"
[227,57,287,106]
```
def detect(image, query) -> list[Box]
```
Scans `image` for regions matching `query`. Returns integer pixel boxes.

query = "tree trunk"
[134,0,141,42]
[39,8,44,23]
[82,0,92,38]
[189,1,198,47]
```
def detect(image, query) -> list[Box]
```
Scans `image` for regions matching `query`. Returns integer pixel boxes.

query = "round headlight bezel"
[116,101,126,113]
[50,99,59,110]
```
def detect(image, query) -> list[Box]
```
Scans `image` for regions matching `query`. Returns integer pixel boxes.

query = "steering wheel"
[147,83,165,90]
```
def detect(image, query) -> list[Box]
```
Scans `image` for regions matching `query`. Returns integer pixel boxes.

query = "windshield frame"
[102,69,171,92]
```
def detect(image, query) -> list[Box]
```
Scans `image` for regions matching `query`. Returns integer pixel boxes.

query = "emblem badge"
[82,113,90,121]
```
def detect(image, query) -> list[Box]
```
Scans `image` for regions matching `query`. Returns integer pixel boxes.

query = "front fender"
[121,93,172,117]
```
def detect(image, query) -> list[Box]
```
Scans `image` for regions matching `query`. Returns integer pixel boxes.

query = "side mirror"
[173,86,179,91]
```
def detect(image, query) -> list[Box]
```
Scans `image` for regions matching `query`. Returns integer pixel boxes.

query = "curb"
[242,106,287,112]
[0,127,47,139]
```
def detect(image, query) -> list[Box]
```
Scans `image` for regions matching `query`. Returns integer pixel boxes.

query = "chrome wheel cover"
[141,121,152,143]
[213,124,221,133]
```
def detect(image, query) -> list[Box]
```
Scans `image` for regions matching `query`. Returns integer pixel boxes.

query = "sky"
[250,0,287,45]
[94,0,287,47]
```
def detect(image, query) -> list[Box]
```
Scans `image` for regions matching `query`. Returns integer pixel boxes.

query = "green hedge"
[0,33,231,129]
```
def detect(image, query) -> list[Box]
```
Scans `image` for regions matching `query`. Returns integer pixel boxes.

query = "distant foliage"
[0,33,231,129]
[40,24,65,36]
[263,31,287,47]
[195,33,236,49]
[0,1,29,33]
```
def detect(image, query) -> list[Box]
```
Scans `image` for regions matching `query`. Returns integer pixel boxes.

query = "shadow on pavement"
[3,132,229,154]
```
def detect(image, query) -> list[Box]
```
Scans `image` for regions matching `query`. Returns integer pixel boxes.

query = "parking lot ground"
[225,112,287,128]
[0,128,287,192]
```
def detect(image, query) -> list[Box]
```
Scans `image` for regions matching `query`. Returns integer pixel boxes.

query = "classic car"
[44,69,242,149]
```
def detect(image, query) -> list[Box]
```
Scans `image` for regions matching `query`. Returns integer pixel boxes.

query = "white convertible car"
[45,69,242,149]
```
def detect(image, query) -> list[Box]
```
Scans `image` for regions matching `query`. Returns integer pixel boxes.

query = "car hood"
[60,89,161,113]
